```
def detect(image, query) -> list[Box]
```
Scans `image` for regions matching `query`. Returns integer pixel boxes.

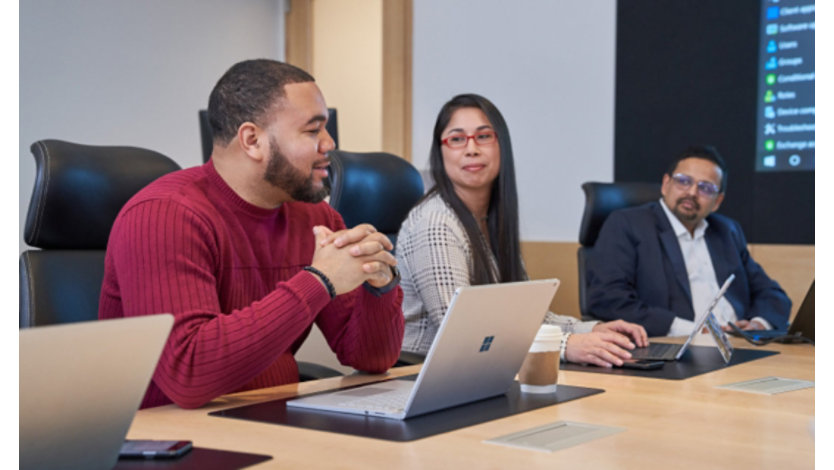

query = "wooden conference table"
[126,339,814,469]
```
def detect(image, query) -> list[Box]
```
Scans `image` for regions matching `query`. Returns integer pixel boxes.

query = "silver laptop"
[630,274,735,361]
[703,310,734,363]
[20,314,174,470]
[287,279,560,420]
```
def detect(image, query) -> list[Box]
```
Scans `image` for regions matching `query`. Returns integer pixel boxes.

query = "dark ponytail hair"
[426,93,525,285]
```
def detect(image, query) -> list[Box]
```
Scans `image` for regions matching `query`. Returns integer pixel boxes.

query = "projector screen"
[755,0,815,172]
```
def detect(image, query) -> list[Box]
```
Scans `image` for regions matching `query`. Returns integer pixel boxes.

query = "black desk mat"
[114,447,272,469]
[210,379,603,442]
[560,345,778,379]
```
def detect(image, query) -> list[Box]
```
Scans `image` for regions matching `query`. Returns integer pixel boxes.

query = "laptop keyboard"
[336,386,411,414]
[631,342,679,360]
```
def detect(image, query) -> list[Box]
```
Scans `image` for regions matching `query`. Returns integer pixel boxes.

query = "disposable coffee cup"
[518,324,562,393]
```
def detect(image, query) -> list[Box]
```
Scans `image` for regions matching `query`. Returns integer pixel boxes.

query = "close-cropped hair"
[426,93,525,286]
[207,59,315,144]
[667,144,729,193]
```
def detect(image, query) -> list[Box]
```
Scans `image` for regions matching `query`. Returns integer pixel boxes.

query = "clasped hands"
[309,223,397,295]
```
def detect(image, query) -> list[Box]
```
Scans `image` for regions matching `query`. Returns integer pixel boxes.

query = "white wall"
[19,0,286,252]
[412,0,617,242]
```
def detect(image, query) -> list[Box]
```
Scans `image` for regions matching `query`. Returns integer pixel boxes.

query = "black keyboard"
[630,342,681,361]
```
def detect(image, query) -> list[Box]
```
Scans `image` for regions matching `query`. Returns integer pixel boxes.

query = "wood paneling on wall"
[382,0,412,161]
[285,0,312,72]
[521,242,582,318]
[286,0,411,158]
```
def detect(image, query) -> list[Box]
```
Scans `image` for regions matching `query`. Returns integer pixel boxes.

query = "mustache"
[676,196,700,211]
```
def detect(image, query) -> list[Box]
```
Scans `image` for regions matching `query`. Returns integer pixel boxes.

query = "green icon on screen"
[764,90,775,103]
[766,74,776,85]
[764,140,775,151]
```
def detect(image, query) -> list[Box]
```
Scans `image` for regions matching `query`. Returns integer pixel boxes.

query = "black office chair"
[20,139,343,381]
[198,108,340,163]
[198,109,213,163]
[327,150,424,250]
[20,139,182,327]
[577,181,661,319]
[327,149,426,366]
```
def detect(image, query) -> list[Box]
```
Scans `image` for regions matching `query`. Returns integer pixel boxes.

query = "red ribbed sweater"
[99,162,404,409]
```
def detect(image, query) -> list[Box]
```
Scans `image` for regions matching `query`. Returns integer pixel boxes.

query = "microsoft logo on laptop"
[479,336,495,352]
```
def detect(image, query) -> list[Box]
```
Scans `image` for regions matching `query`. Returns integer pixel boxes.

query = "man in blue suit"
[587,145,791,337]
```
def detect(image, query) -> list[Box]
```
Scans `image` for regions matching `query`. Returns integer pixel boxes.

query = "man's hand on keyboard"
[592,320,649,348]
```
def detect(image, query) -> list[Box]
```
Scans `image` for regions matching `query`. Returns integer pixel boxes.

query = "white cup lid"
[529,324,562,352]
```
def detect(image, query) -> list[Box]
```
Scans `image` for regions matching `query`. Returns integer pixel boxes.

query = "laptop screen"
[675,274,736,359]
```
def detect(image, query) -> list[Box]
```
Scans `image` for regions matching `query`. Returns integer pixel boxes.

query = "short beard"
[264,139,329,203]
[672,196,700,222]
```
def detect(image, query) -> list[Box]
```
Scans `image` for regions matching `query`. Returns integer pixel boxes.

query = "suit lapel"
[704,220,744,316]
[652,204,692,302]
[705,223,730,286]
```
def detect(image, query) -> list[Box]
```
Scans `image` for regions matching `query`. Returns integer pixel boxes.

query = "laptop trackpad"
[294,379,412,405]
[339,386,397,398]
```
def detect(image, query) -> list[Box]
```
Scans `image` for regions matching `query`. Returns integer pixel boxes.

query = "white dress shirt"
[658,199,767,336]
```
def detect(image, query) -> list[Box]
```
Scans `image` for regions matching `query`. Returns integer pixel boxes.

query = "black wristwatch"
[363,265,401,297]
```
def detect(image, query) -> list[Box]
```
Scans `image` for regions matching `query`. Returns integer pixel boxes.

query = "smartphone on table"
[119,439,193,459]
[620,359,664,370]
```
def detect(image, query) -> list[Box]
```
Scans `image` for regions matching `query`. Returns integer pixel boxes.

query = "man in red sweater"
[99,59,404,409]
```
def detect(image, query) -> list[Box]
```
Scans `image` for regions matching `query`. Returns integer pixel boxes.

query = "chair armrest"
[297,361,344,382]
[395,351,426,367]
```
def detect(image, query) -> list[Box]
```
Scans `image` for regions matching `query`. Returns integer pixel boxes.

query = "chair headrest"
[198,110,213,163]
[578,181,661,246]
[24,139,181,249]
[327,150,424,234]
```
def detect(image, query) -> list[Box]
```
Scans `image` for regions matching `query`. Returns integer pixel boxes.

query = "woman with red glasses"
[396,93,648,367]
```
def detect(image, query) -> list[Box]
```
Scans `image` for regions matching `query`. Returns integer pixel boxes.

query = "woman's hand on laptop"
[593,320,649,348]
[565,331,636,367]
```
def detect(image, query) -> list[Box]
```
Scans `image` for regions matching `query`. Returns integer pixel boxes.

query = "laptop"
[20,314,174,470]
[630,274,735,361]
[703,310,734,363]
[287,279,560,420]
[729,281,815,343]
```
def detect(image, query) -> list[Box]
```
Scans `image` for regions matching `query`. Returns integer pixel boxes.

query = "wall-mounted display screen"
[755,0,815,172]
[615,0,814,244]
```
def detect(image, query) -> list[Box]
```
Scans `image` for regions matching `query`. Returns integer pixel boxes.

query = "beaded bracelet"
[303,266,336,299]
[559,332,571,362]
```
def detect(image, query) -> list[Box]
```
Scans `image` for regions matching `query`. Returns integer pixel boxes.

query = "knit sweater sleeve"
[316,284,404,373]
[102,198,333,409]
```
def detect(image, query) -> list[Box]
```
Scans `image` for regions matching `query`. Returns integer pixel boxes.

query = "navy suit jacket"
[586,201,791,337]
